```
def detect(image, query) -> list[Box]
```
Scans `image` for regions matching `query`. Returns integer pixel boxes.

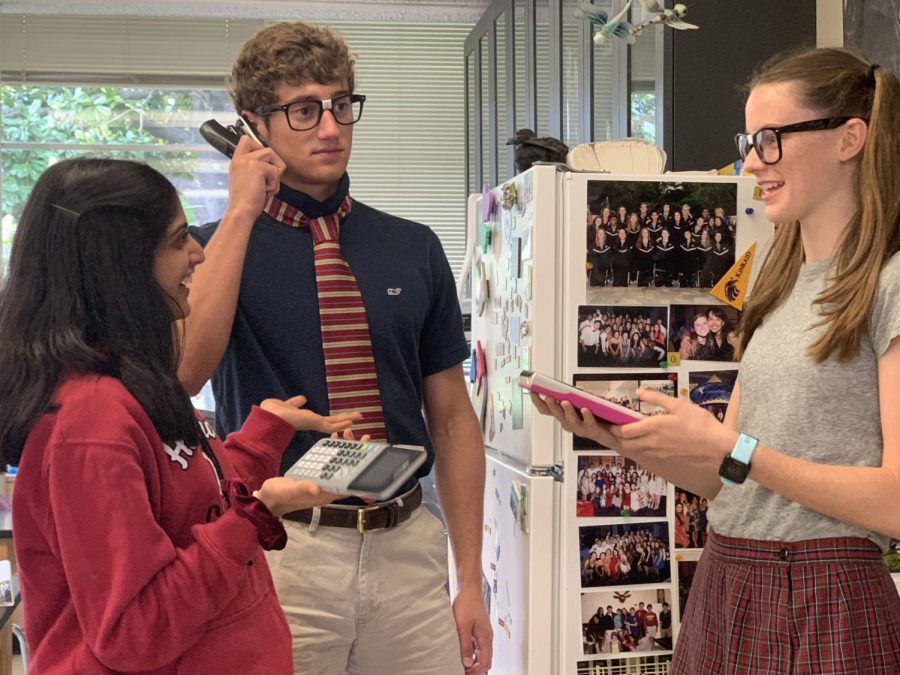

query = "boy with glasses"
[180,20,491,675]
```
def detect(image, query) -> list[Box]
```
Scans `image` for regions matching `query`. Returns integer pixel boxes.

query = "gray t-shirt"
[709,251,900,552]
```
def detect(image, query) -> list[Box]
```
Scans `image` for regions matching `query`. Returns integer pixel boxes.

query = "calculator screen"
[347,447,420,493]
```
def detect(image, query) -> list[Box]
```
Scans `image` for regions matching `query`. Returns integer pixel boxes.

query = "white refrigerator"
[463,165,773,675]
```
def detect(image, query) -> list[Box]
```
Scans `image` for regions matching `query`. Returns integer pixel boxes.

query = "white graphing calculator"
[285,438,427,500]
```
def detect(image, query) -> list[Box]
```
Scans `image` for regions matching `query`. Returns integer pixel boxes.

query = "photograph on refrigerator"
[668,304,741,362]
[673,489,708,549]
[577,305,669,367]
[580,589,674,655]
[0,561,12,607]
[585,180,738,295]
[579,522,671,588]
[576,455,668,519]
[688,369,738,423]
[571,373,677,450]
[577,654,673,675]
[676,559,700,622]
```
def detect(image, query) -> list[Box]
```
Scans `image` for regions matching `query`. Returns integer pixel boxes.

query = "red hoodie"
[13,373,295,673]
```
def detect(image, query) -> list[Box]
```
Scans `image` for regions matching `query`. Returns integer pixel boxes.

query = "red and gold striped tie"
[264,195,387,440]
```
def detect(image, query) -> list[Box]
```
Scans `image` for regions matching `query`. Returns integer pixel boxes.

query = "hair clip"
[51,203,81,218]
[866,63,880,85]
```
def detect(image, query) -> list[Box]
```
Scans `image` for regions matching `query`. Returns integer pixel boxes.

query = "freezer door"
[466,166,561,468]
[472,450,559,675]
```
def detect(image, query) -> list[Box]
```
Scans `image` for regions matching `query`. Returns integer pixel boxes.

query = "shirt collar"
[273,173,351,220]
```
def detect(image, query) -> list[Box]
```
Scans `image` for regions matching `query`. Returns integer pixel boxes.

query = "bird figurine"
[506,129,569,174]
[631,2,698,35]
[574,1,637,45]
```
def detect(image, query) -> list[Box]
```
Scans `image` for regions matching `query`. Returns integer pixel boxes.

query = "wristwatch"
[718,433,759,486]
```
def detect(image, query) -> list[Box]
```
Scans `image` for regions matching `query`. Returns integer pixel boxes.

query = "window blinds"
[0,15,472,273]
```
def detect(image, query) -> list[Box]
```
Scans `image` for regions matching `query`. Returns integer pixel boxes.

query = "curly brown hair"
[230,21,356,114]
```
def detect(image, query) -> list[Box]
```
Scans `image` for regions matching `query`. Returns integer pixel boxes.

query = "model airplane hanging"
[631,1,698,35]
[574,0,637,45]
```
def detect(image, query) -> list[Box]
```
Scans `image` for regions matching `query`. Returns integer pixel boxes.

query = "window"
[1,85,234,270]
[629,14,658,144]
[1,17,473,411]
[1,18,471,275]
[630,86,657,143]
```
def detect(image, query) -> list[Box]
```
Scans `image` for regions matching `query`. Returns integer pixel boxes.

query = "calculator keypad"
[286,440,380,483]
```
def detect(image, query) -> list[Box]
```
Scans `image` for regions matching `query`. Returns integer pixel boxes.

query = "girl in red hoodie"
[0,157,360,673]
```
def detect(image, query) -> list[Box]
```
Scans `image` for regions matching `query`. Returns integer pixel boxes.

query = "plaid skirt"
[672,531,900,674]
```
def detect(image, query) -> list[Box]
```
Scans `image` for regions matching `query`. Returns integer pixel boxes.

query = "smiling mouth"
[758,181,784,196]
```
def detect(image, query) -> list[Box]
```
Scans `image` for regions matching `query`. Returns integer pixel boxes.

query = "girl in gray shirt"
[534,47,900,674]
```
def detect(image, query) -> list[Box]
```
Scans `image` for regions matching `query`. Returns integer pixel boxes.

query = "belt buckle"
[356,503,382,534]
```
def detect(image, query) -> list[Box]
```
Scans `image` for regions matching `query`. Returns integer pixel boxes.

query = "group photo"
[577,305,669,368]
[579,523,671,588]
[580,589,674,655]
[673,489,708,549]
[576,455,668,519]
[668,304,741,362]
[571,373,677,450]
[584,179,738,295]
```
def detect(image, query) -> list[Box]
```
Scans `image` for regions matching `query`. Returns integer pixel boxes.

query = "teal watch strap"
[731,433,759,464]
[719,433,759,487]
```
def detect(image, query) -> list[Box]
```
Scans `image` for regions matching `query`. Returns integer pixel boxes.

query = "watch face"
[719,455,751,484]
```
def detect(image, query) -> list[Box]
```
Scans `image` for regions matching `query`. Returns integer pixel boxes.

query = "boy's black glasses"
[734,117,861,165]
[254,94,366,131]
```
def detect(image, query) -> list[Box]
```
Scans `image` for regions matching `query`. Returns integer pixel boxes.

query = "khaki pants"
[266,506,464,675]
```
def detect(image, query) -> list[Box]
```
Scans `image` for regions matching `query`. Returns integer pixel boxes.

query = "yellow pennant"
[710,243,756,310]
[717,160,741,176]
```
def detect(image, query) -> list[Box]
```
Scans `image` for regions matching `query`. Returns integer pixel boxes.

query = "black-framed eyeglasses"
[734,117,862,165]
[254,94,366,131]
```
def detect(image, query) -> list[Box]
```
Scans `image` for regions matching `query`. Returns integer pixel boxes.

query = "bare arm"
[178,136,285,395]
[610,337,900,537]
[425,365,484,587]
[423,365,492,673]
[529,381,737,500]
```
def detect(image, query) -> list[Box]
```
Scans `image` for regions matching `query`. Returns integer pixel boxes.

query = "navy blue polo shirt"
[190,174,469,485]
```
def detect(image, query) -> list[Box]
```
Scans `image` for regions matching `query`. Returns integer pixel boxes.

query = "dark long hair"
[0,158,200,465]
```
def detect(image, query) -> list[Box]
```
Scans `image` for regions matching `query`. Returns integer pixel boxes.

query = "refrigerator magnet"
[511,387,524,430]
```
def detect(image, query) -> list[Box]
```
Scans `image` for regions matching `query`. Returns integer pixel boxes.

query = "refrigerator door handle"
[528,463,564,482]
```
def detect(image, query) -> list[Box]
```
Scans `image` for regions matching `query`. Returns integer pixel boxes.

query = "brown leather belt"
[281,483,423,534]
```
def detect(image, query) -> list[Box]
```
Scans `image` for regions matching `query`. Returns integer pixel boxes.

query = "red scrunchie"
[221,479,287,551]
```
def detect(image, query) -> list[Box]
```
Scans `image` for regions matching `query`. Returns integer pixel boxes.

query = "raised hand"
[261,395,362,434]
[226,135,286,219]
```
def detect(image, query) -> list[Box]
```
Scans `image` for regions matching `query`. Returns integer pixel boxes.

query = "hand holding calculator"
[519,370,645,425]
[285,438,427,501]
